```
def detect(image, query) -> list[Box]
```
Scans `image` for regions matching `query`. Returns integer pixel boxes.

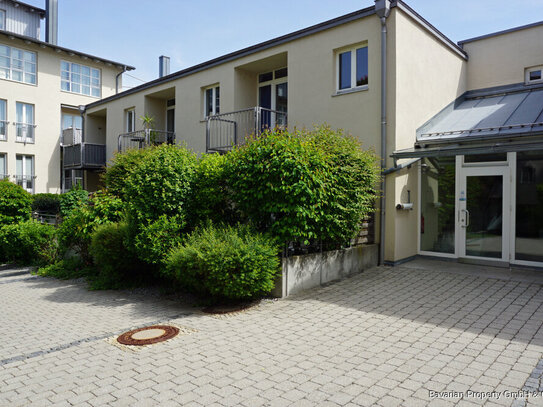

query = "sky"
[23,0,543,89]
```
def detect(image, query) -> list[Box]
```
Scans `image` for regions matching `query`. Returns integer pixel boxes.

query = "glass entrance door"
[458,166,510,261]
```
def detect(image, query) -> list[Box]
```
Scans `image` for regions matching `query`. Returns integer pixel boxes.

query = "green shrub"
[102,148,155,198]
[32,193,61,214]
[90,222,132,277]
[37,257,95,280]
[0,220,57,265]
[59,185,89,218]
[123,144,197,223]
[226,125,380,245]
[0,180,32,225]
[165,223,280,300]
[132,214,185,266]
[188,153,237,226]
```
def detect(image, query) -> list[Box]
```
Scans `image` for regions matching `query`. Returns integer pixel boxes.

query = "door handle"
[461,209,470,228]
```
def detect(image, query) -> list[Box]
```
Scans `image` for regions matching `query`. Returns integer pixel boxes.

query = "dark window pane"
[420,157,456,254]
[205,88,213,116]
[339,51,351,90]
[516,151,543,262]
[167,98,175,107]
[258,72,273,83]
[356,47,368,86]
[464,153,507,163]
[215,87,220,114]
[529,70,542,81]
[275,67,287,79]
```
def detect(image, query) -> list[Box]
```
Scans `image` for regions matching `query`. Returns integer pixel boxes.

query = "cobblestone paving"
[1,262,543,406]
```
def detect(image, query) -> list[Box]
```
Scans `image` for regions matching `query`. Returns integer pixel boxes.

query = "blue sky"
[24,0,543,89]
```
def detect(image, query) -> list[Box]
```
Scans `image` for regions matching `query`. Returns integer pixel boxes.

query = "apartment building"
[0,0,133,193]
[81,0,542,268]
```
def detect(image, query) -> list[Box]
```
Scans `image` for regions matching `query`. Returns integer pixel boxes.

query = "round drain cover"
[117,325,179,346]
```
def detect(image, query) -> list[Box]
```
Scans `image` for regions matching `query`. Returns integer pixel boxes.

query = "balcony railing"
[15,122,35,144]
[206,107,287,153]
[117,129,175,153]
[62,127,82,145]
[0,120,8,141]
[63,143,106,169]
[14,175,34,193]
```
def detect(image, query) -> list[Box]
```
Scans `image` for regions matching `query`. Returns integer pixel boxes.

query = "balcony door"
[258,67,287,130]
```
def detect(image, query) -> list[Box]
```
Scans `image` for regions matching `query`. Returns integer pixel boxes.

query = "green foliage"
[0,220,57,265]
[102,148,155,198]
[123,144,197,223]
[0,180,32,225]
[57,191,124,263]
[132,215,185,266]
[189,153,237,226]
[32,193,61,214]
[59,185,89,218]
[36,257,95,280]
[90,222,133,280]
[226,125,380,245]
[165,223,280,300]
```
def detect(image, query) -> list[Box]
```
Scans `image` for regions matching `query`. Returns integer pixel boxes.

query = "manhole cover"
[117,325,179,346]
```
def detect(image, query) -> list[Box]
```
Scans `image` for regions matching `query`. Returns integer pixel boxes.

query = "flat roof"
[458,20,543,46]
[86,0,468,110]
[0,31,135,71]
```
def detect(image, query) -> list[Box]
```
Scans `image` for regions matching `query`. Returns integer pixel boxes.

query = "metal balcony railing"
[62,127,82,145]
[0,120,8,141]
[15,123,35,143]
[63,143,106,169]
[206,107,287,153]
[117,129,176,153]
[14,175,35,193]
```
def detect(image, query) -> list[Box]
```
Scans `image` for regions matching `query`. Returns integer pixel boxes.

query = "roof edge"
[8,0,46,16]
[458,20,543,46]
[0,31,135,70]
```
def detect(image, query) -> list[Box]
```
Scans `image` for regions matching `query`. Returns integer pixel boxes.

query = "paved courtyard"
[2,260,543,406]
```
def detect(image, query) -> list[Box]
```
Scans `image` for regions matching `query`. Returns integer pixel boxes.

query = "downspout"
[375,0,391,265]
[116,65,128,94]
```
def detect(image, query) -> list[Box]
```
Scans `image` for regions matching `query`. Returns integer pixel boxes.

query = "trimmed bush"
[32,193,61,214]
[132,215,185,266]
[90,222,131,277]
[0,220,57,265]
[0,180,32,225]
[165,223,280,300]
[226,125,380,245]
[59,186,89,218]
[102,148,155,198]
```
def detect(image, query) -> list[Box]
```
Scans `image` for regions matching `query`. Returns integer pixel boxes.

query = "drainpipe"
[375,0,391,265]
[116,65,128,94]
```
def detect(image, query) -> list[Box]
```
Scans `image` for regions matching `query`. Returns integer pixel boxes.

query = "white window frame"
[0,10,5,31]
[0,153,6,179]
[525,65,543,85]
[125,108,135,133]
[203,85,220,118]
[0,44,37,85]
[60,60,101,97]
[0,98,7,141]
[257,68,288,128]
[15,154,34,194]
[335,44,369,93]
[15,102,35,144]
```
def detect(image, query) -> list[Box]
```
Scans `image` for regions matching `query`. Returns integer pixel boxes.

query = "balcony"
[206,107,287,153]
[62,127,82,145]
[63,143,106,169]
[15,123,35,144]
[117,129,175,153]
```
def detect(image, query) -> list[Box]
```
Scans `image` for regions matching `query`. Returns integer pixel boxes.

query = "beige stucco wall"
[0,34,121,193]
[463,24,543,91]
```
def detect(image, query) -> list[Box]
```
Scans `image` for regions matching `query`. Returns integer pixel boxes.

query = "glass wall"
[516,151,543,262]
[420,157,456,253]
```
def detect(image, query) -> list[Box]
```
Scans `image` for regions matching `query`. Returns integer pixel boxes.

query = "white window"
[16,155,33,193]
[15,102,34,143]
[0,99,6,141]
[0,153,6,179]
[61,113,82,144]
[336,45,368,91]
[0,10,5,31]
[125,109,135,132]
[526,66,543,84]
[0,44,36,85]
[204,85,220,117]
[61,61,101,97]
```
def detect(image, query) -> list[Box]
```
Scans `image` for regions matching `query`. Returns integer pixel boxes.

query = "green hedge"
[0,220,57,265]
[0,180,32,226]
[165,223,279,300]
[59,186,89,218]
[32,193,61,214]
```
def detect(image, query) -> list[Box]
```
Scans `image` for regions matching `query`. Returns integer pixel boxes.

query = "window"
[61,61,101,97]
[258,67,288,128]
[61,113,82,144]
[337,45,368,91]
[526,66,543,84]
[16,155,33,193]
[0,44,36,84]
[125,109,135,132]
[0,10,5,31]
[15,102,34,143]
[204,85,220,117]
[0,153,6,179]
[0,99,6,141]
